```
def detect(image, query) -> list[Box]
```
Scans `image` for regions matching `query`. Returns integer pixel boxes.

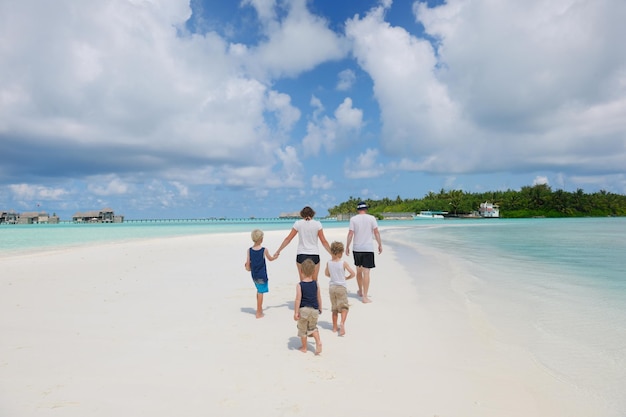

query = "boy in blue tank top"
[245,229,278,318]
[294,259,323,354]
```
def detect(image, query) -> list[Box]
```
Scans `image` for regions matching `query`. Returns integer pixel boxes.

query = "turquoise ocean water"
[0,219,318,256]
[2,217,625,413]
[385,217,626,415]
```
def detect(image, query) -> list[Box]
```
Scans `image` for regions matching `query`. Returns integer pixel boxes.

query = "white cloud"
[137,180,190,209]
[266,90,301,132]
[8,184,69,201]
[273,146,305,187]
[443,176,457,189]
[87,176,130,196]
[171,181,189,198]
[222,165,274,187]
[245,0,349,79]
[337,69,356,91]
[241,0,277,22]
[302,97,363,156]
[532,176,549,186]
[335,97,363,130]
[310,95,325,119]
[0,0,299,193]
[346,4,467,160]
[311,174,333,190]
[344,148,385,179]
[345,0,626,175]
[567,173,626,194]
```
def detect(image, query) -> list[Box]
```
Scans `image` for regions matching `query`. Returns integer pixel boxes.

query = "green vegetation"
[328,184,626,218]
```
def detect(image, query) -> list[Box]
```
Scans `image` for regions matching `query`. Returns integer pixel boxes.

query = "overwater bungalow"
[72,208,123,223]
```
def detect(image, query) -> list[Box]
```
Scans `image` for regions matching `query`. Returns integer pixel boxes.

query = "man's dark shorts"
[353,251,375,268]
[296,254,320,264]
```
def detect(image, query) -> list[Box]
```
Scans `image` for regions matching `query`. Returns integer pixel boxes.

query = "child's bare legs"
[339,309,348,336]
[311,330,322,355]
[332,311,339,332]
[299,332,322,354]
[298,336,307,353]
[256,293,264,318]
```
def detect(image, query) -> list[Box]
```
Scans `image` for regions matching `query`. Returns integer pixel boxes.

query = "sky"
[1,0,626,219]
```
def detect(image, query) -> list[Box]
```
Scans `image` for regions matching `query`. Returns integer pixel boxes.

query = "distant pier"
[123,217,298,223]
[2,217,337,225]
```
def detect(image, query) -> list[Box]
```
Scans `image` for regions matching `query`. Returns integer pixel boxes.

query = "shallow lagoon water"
[385,217,626,415]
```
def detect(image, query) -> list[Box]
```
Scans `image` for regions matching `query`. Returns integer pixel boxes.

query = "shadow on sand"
[240,300,292,316]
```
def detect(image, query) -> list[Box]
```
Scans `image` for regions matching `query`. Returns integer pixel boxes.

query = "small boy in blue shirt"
[245,229,278,318]
[294,259,322,354]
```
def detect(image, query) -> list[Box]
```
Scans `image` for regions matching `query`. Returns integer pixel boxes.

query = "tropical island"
[328,184,626,218]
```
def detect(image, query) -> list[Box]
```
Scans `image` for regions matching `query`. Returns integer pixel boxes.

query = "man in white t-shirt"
[345,202,382,303]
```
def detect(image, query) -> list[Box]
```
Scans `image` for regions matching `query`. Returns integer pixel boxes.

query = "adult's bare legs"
[356,266,364,296]
[361,267,372,303]
[313,262,321,281]
[296,262,303,281]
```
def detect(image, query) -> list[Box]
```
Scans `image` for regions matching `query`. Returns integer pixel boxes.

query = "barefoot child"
[325,241,355,336]
[245,229,278,318]
[294,259,323,354]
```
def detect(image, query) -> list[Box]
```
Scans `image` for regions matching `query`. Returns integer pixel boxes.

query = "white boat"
[479,202,500,218]
[414,210,447,219]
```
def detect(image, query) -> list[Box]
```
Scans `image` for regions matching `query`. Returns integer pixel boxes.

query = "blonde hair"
[301,258,316,277]
[251,229,264,244]
[330,241,344,256]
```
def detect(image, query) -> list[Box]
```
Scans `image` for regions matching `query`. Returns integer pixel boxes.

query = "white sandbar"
[0,228,603,416]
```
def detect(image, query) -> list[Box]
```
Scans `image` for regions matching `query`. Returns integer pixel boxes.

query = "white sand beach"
[0,228,604,416]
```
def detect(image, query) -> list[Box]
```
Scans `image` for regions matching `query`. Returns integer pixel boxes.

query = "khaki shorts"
[297,307,319,337]
[329,285,349,313]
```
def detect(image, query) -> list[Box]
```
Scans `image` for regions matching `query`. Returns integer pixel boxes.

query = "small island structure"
[0,208,124,224]
[0,210,60,224]
[72,208,124,223]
